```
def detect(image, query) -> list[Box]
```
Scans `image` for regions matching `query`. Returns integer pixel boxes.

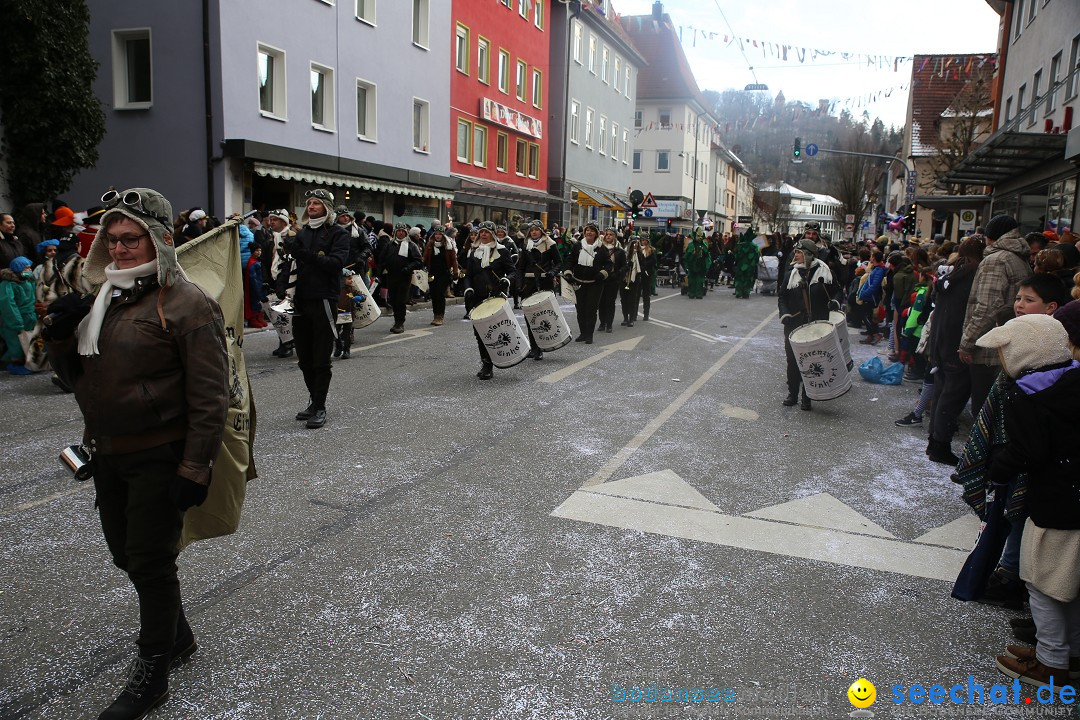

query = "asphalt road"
[0,286,1065,719]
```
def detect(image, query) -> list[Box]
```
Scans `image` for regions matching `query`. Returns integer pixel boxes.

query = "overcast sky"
[613,0,1001,128]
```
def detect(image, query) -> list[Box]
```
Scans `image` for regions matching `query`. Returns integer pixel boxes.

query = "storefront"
[451,174,562,229]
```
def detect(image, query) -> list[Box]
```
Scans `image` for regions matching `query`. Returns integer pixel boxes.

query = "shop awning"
[253,162,455,201]
[575,187,610,207]
[939,130,1068,187]
[452,174,563,212]
[913,194,992,211]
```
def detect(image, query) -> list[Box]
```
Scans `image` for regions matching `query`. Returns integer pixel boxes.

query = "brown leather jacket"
[49,274,229,485]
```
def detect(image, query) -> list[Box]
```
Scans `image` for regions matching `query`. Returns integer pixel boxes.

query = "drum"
[351,281,381,329]
[788,321,851,401]
[267,296,294,342]
[829,310,854,372]
[411,269,430,293]
[560,279,577,305]
[470,297,530,368]
[520,291,572,352]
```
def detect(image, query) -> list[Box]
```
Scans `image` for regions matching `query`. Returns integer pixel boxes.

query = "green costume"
[0,266,37,363]
[733,228,760,299]
[684,236,711,299]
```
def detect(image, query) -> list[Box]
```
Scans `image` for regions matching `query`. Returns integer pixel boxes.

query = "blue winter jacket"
[858,264,887,306]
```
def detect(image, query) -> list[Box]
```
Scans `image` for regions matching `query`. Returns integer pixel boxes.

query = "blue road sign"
[805,143,819,157]
[643,208,654,218]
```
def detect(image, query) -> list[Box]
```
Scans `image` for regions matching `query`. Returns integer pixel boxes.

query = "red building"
[449,0,553,226]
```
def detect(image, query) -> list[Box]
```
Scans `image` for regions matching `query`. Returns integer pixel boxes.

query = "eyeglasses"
[304,189,335,202]
[104,232,150,249]
[804,223,820,231]
[100,190,171,227]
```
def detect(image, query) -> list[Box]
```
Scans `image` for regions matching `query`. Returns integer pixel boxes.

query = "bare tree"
[828,151,873,236]
[923,68,994,196]
[753,187,795,235]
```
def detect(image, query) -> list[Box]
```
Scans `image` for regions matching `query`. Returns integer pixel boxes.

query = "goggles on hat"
[804,222,820,231]
[101,189,170,227]
[304,188,335,202]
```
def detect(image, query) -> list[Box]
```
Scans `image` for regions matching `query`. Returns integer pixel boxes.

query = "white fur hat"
[976,314,1072,377]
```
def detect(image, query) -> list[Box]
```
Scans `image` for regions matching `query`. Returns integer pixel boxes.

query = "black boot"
[170,608,197,668]
[800,389,812,411]
[333,339,342,358]
[98,650,170,720]
[926,437,959,465]
[533,349,543,361]
[782,391,799,407]
[272,341,294,358]
[295,401,316,421]
[305,408,327,429]
[477,361,494,380]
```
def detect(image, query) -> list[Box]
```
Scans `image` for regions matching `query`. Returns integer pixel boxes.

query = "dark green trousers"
[94,442,184,654]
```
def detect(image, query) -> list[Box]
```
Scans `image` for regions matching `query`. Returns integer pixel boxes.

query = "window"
[584,107,594,148]
[1012,0,1024,40]
[257,45,288,119]
[456,118,471,162]
[613,58,621,92]
[573,21,582,64]
[534,0,544,29]
[516,60,527,101]
[515,139,528,175]
[413,97,429,152]
[473,125,487,167]
[1067,34,1080,101]
[1026,0,1037,24]
[355,0,375,24]
[498,50,510,93]
[455,24,469,74]
[1047,53,1061,114]
[310,63,334,130]
[496,132,508,172]
[598,116,606,156]
[498,0,510,5]
[355,79,376,140]
[657,150,670,171]
[588,35,596,73]
[659,109,671,127]
[622,129,628,165]
[477,38,490,84]
[634,110,642,128]
[601,46,609,83]
[112,29,153,109]
[570,100,580,144]
[624,67,631,97]
[1029,70,1041,126]
[412,0,429,47]
[1017,83,1026,123]
[531,69,542,109]
[1004,96,1013,122]
[518,0,528,18]
[528,143,539,179]
[610,122,618,160]
[632,150,641,171]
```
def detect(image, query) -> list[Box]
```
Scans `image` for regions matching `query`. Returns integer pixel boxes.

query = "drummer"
[462,221,517,379]
[517,219,561,360]
[561,221,612,344]
[778,238,840,411]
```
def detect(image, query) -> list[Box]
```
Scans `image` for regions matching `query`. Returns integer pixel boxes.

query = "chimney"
[652,1,663,20]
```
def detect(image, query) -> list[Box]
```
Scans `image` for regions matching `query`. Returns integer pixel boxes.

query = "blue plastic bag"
[858,356,903,385]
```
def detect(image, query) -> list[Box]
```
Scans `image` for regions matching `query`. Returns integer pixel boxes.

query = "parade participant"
[684,229,711,299]
[284,189,350,429]
[422,225,458,326]
[598,227,626,332]
[619,235,647,327]
[637,235,657,321]
[378,223,423,334]
[778,238,839,410]
[42,187,229,719]
[266,209,296,358]
[462,221,516,379]
[562,221,612,344]
[1,256,37,374]
[517,219,561,359]
[554,228,575,267]
[732,228,759,299]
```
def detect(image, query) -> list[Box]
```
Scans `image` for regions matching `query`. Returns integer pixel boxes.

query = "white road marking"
[913,514,981,550]
[537,336,643,384]
[1,484,91,517]
[719,403,759,421]
[744,492,896,538]
[646,318,721,343]
[581,311,777,487]
[355,329,432,351]
[552,470,970,582]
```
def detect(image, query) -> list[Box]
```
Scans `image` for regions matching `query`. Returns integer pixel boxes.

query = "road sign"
[844,214,855,224]
[629,189,644,205]
[643,208,653,218]
[845,224,855,233]
[805,143,818,157]
[641,192,658,209]
[905,170,917,205]
[959,209,976,232]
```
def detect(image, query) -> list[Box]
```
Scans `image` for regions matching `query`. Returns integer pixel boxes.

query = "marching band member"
[598,227,626,333]
[422,225,458,326]
[778,238,840,411]
[378,223,423,334]
[517,219,561,360]
[562,222,612,345]
[267,209,296,358]
[620,235,648,327]
[638,235,657,321]
[463,222,516,379]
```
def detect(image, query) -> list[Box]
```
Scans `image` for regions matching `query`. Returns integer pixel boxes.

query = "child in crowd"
[334,269,361,359]
[244,244,268,329]
[0,256,38,374]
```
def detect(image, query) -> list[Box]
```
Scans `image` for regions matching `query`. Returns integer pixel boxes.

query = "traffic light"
[666,218,674,232]
[630,203,640,220]
[793,137,802,160]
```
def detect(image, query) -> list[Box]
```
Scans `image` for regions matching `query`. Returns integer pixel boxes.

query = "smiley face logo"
[847,678,876,708]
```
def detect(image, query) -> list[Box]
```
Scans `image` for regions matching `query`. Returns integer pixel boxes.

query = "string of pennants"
[915,54,998,82]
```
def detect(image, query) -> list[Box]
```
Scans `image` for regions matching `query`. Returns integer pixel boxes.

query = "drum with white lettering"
[470,297,530,368]
[829,310,854,372]
[788,321,851,401]
[351,281,381,329]
[520,291,572,352]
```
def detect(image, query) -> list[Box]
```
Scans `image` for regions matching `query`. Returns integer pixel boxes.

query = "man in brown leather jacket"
[44,187,229,720]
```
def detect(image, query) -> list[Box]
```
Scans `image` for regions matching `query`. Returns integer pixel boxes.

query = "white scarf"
[786,258,833,290]
[577,239,597,267]
[397,238,411,257]
[526,235,552,253]
[78,259,158,356]
[629,250,641,283]
[306,215,327,229]
[473,241,497,268]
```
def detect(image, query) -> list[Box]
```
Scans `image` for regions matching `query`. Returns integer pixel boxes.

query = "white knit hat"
[976,314,1072,377]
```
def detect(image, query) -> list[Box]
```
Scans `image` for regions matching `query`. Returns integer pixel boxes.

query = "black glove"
[171,475,208,511]
[42,293,95,341]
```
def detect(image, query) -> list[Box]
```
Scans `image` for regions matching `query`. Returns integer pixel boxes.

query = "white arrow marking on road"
[646,318,722,343]
[355,329,432,351]
[744,492,895,538]
[537,336,643,384]
[552,470,971,582]
[913,514,982,550]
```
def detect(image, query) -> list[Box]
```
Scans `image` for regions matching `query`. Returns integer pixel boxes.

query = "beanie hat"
[301,189,336,225]
[976,313,1072,377]
[52,206,76,227]
[1054,300,1080,349]
[477,221,496,234]
[268,209,290,222]
[582,221,600,235]
[528,219,544,231]
[334,205,352,217]
[8,256,32,273]
[188,209,207,223]
[86,188,178,288]
[984,214,1018,241]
